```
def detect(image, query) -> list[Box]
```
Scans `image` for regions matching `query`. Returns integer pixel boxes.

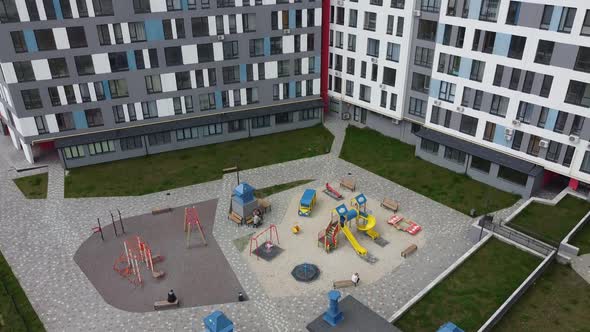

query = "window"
[128,22,146,42]
[396,17,404,37]
[167,0,182,10]
[197,44,214,63]
[199,93,216,110]
[516,102,533,124]
[109,80,128,99]
[391,0,404,9]
[307,8,315,27]
[386,43,400,62]
[483,122,496,142]
[35,29,56,51]
[56,112,75,131]
[490,95,508,117]
[10,31,27,53]
[582,10,590,36]
[508,36,526,59]
[459,115,478,136]
[222,65,240,84]
[145,75,162,94]
[380,91,387,107]
[32,116,47,135]
[175,71,191,90]
[84,109,103,127]
[113,105,125,123]
[382,68,396,87]
[506,1,520,25]
[43,0,57,19]
[21,89,43,109]
[335,31,343,49]
[276,112,293,124]
[498,166,527,186]
[482,31,496,53]
[411,73,430,93]
[270,37,282,55]
[479,0,499,22]
[64,85,76,104]
[141,101,158,119]
[92,0,114,16]
[439,81,456,102]
[176,127,198,141]
[364,12,376,31]
[421,0,440,12]
[120,136,143,151]
[470,60,485,82]
[537,107,548,128]
[522,71,534,94]
[251,115,270,128]
[408,97,426,118]
[203,123,223,136]
[420,139,439,154]
[349,9,357,27]
[512,130,523,151]
[558,7,576,33]
[307,34,315,51]
[545,141,562,163]
[67,27,87,48]
[574,47,590,73]
[509,68,521,90]
[216,15,224,34]
[367,38,379,57]
[471,156,491,173]
[442,24,452,45]
[537,75,552,98]
[563,146,575,167]
[243,13,256,32]
[456,27,466,48]
[0,0,19,23]
[493,65,504,86]
[359,85,371,102]
[345,80,354,97]
[97,25,111,45]
[390,94,397,111]
[443,108,452,127]
[335,7,344,25]
[217,0,235,8]
[94,82,105,100]
[75,56,94,75]
[444,147,466,164]
[108,52,128,72]
[473,90,483,110]
[113,23,123,44]
[526,135,541,156]
[301,109,321,121]
[133,0,150,13]
[223,41,239,60]
[386,15,394,35]
[80,84,91,103]
[415,47,434,67]
[554,111,568,134]
[63,145,85,159]
[14,61,35,82]
[248,39,264,58]
[565,80,590,107]
[192,17,209,37]
[540,5,553,30]
[164,46,183,66]
[278,60,290,77]
[348,34,356,52]
[346,58,355,75]
[417,19,437,41]
[228,120,245,132]
[147,132,171,146]
[571,115,584,136]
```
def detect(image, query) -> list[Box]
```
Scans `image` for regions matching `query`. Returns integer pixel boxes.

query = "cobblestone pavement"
[0,115,512,331]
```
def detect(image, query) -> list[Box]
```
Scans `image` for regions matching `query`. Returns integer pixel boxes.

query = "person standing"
[351,272,360,287]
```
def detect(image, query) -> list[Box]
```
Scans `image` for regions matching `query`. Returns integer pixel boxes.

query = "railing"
[479,217,556,256]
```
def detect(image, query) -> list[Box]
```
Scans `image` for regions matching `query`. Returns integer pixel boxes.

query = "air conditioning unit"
[504,128,513,135]
[569,135,580,143]
[512,119,521,126]
[283,29,291,34]
[505,134,512,141]
[217,35,225,41]
[414,10,421,17]
[391,118,400,125]
[336,0,344,5]
[370,57,378,64]
[433,100,441,106]
[456,106,464,112]
[379,84,386,89]
[334,71,341,77]
[539,140,549,148]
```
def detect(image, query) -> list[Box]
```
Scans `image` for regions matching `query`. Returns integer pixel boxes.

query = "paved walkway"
[0,115,498,331]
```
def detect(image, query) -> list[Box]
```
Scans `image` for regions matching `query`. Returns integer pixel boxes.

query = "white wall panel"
[266,61,278,79]
[208,17,217,36]
[57,86,67,105]
[31,60,51,81]
[121,23,131,43]
[85,0,95,17]
[157,99,174,117]
[53,28,70,49]
[16,1,29,22]
[46,114,59,133]
[213,42,223,61]
[142,49,151,68]
[92,54,110,74]
[14,117,37,137]
[150,0,167,12]
[283,35,294,54]
[1,63,17,84]
[70,0,80,18]
[161,73,177,92]
[35,0,47,20]
[182,45,199,64]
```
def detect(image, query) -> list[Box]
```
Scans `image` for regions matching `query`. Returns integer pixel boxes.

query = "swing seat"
[152,270,165,278]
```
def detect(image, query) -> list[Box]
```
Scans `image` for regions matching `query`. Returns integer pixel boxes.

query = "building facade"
[0,0,323,167]
[328,0,590,197]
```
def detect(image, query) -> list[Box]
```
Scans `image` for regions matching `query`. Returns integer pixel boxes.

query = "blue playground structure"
[298,189,317,217]
[322,290,344,327]
[204,311,234,332]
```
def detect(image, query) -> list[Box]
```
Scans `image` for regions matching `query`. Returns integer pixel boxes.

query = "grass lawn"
[395,238,541,332]
[254,179,315,198]
[570,222,590,255]
[509,195,590,246]
[13,173,48,199]
[0,250,45,331]
[493,263,590,332]
[65,126,333,197]
[340,126,519,215]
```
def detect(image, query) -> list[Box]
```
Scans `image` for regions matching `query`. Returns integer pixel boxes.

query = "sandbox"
[243,184,426,297]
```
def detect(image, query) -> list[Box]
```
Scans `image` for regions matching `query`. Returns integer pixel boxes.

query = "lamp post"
[234,157,240,185]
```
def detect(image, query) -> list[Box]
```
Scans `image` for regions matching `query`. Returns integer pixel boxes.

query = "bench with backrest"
[381,197,400,212]
[401,244,417,258]
[154,299,179,310]
[340,178,356,191]
[229,211,243,225]
[333,280,354,289]
[152,207,172,215]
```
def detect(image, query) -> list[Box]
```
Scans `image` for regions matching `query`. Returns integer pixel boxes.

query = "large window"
[85,108,103,127]
[275,112,293,124]
[359,84,371,102]
[92,0,114,16]
[133,0,150,13]
[203,123,223,136]
[222,65,240,84]
[109,80,128,98]
[75,56,95,75]
[56,112,75,131]
[147,132,171,146]
[382,67,396,87]
[366,38,379,57]
[109,52,129,72]
[35,29,57,51]
[540,5,553,30]
[444,146,466,164]
[420,139,439,154]
[21,89,43,110]
[438,81,456,102]
[470,156,491,173]
[251,115,270,129]
[67,27,87,48]
[498,166,527,186]
[507,35,526,59]
[48,58,69,78]
[516,102,533,124]
[141,101,158,119]
[565,80,590,107]
[14,61,35,82]
[120,136,143,151]
[408,97,426,118]
[580,151,590,174]
[145,75,162,94]
[192,17,209,37]
[479,0,499,22]
[63,145,85,159]
[199,93,216,111]
[526,135,541,157]
[300,109,320,121]
[270,37,282,55]
[574,47,590,73]
[249,39,264,57]
[363,12,376,31]
[582,10,590,36]
[459,115,478,136]
[0,0,19,23]
[490,95,508,117]
[417,19,437,41]
[411,73,430,93]
[175,71,191,90]
[546,141,562,163]
[558,7,576,33]
[176,127,198,141]
[414,47,434,67]
[10,31,27,53]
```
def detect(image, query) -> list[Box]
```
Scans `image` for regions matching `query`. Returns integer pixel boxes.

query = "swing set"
[249,224,279,260]
[184,206,207,248]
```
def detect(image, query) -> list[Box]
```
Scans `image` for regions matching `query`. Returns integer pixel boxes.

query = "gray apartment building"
[0,0,323,168]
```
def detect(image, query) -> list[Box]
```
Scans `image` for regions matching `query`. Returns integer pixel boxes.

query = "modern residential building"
[328,0,590,198]
[0,0,323,168]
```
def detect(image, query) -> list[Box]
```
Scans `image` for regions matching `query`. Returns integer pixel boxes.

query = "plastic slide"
[341,224,367,256]
[356,214,376,232]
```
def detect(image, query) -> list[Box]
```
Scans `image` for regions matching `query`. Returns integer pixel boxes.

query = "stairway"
[319,222,339,252]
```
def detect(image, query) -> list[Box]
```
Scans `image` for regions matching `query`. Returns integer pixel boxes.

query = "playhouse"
[298,189,317,217]
[231,182,259,222]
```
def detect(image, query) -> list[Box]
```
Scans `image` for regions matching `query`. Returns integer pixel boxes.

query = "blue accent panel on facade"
[23,30,38,52]
[314,56,320,74]
[102,81,111,100]
[289,81,296,98]
[127,51,136,70]
[429,79,440,98]
[493,124,509,147]
[181,0,189,10]
[435,24,445,44]
[240,64,247,83]
[73,111,88,129]
[545,108,558,131]
[145,19,165,41]
[215,91,223,109]
[458,58,472,79]
[289,10,296,29]
[263,37,271,56]
[493,32,511,56]
[468,0,482,19]
[549,7,563,31]
[53,0,64,19]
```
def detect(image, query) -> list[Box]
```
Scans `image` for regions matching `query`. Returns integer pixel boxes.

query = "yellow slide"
[341,224,367,256]
[356,214,376,232]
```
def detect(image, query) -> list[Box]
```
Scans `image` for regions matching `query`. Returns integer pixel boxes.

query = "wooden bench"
[333,280,354,289]
[340,177,356,191]
[381,198,400,212]
[257,198,272,213]
[228,211,243,225]
[152,207,172,215]
[401,244,418,258]
[154,299,179,310]
[222,166,238,173]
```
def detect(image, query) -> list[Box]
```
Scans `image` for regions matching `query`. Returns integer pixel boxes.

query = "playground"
[74,199,247,312]
[242,182,426,297]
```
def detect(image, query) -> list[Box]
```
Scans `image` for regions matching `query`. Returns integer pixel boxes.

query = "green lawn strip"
[0,251,45,331]
[65,125,333,197]
[254,179,315,198]
[570,223,590,255]
[493,263,590,332]
[340,126,519,215]
[13,174,48,199]
[509,195,590,245]
[395,238,541,332]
